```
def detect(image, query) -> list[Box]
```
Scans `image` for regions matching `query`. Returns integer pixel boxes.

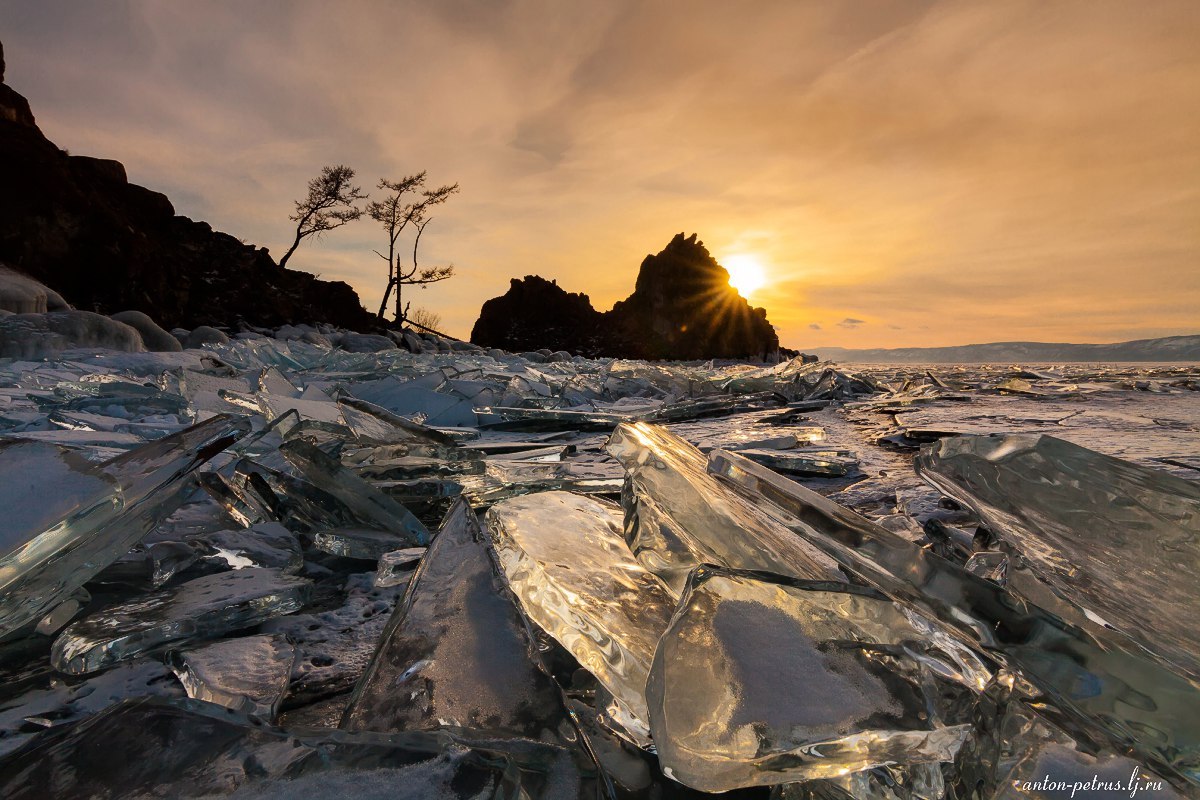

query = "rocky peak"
[0,41,37,128]
[471,234,781,361]
[609,233,779,360]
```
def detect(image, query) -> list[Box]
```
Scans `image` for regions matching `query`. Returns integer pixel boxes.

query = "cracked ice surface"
[0,336,1196,796]
[916,433,1200,681]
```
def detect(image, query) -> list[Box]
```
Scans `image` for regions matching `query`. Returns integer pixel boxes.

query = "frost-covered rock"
[185,326,229,348]
[110,310,183,352]
[338,333,396,353]
[0,266,71,314]
[0,311,144,359]
[274,324,331,348]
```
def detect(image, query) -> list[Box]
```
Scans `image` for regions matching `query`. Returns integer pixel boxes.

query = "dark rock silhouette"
[471,234,780,361]
[471,275,605,355]
[608,233,779,360]
[0,39,375,332]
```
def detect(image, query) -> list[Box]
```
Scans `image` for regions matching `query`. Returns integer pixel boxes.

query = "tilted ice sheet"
[342,499,572,743]
[169,634,297,721]
[0,415,250,639]
[647,567,978,792]
[708,447,1200,789]
[280,439,431,546]
[916,433,1200,681]
[607,421,843,595]
[51,568,311,675]
[0,658,183,758]
[955,671,1183,800]
[0,697,593,800]
[487,491,675,741]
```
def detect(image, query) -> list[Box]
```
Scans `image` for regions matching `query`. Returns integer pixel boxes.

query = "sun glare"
[723,254,766,297]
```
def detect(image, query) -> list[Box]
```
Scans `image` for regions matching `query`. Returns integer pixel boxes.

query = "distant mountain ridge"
[812,335,1200,363]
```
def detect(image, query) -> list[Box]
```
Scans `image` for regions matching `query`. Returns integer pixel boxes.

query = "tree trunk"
[377,278,395,320]
[278,228,304,269]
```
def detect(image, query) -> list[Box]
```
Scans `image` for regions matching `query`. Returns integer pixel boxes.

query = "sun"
[723,254,767,297]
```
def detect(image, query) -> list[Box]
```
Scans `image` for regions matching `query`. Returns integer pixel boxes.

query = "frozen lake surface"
[0,340,1196,798]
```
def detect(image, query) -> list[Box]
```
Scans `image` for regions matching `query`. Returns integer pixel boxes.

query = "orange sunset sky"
[2,0,1197,348]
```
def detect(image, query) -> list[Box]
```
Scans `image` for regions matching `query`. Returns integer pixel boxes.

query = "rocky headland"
[0,40,375,335]
[472,233,781,360]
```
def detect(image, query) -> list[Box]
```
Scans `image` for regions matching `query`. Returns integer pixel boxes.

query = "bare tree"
[407,306,443,333]
[278,165,367,269]
[367,172,459,322]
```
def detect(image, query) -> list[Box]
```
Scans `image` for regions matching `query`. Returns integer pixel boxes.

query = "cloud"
[0,0,1196,348]
[838,318,866,329]
[809,323,822,330]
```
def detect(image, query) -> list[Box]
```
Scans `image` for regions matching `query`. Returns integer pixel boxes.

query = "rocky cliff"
[471,234,780,360]
[470,275,605,355]
[0,39,375,332]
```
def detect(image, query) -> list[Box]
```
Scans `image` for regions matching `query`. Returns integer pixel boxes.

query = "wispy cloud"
[1,0,1196,347]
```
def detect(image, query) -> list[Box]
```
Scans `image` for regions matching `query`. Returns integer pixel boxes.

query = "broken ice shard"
[708,447,1200,789]
[374,547,426,587]
[0,415,250,639]
[0,658,183,759]
[647,566,978,792]
[956,671,1184,800]
[916,433,1200,681]
[168,634,296,720]
[279,438,430,545]
[341,498,572,742]
[0,697,592,800]
[337,396,459,448]
[487,491,675,741]
[51,568,311,675]
[192,522,303,574]
[607,422,842,595]
[734,447,858,477]
[310,527,414,560]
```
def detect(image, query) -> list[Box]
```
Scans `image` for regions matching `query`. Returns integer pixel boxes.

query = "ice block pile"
[0,336,1196,798]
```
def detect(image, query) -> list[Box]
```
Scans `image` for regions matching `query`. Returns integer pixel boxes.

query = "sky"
[1,0,1197,348]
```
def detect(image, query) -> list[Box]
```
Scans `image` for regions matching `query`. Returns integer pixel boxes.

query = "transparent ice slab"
[647,566,979,792]
[374,548,426,587]
[192,522,304,574]
[0,415,250,639]
[0,697,595,799]
[708,448,1200,789]
[487,491,675,742]
[606,422,843,595]
[279,439,431,546]
[168,633,296,720]
[735,447,858,477]
[461,474,624,508]
[915,433,1200,682]
[90,540,200,588]
[311,527,414,560]
[342,499,573,743]
[337,396,459,448]
[51,568,311,675]
[769,763,947,800]
[0,658,183,758]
